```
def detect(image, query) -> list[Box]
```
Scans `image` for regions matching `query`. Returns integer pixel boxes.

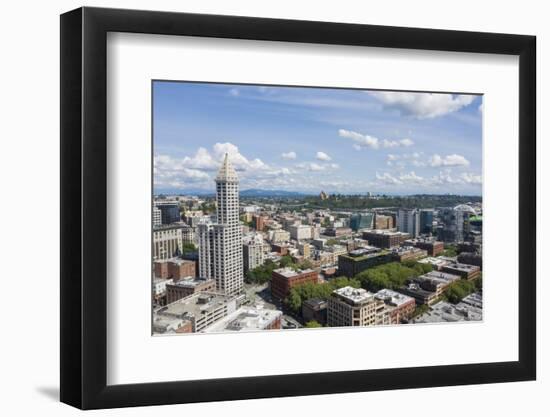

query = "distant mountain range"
[239,189,313,197]
[154,188,481,198]
[155,188,314,197]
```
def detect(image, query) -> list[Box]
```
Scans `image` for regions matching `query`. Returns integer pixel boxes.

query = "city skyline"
[153,81,483,196]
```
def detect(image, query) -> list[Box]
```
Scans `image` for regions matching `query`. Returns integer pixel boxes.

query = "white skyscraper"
[398,208,420,237]
[198,154,244,296]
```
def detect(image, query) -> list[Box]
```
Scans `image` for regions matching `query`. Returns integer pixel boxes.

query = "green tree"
[355,262,420,292]
[412,304,430,318]
[444,279,476,304]
[246,260,278,284]
[298,259,313,270]
[305,320,322,328]
[279,255,295,268]
[181,242,197,255]
[474,274,483,292]
[285,276,360,313]
[440,245,458,257]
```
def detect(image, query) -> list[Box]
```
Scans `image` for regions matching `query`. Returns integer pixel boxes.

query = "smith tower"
[198,154,244,296]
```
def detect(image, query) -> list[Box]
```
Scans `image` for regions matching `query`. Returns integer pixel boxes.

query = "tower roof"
[216,153,239,182]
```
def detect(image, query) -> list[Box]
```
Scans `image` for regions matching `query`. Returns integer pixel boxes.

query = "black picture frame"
[60,6,536,410]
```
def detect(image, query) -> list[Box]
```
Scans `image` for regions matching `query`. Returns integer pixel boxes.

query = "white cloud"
[459,172,482,184]
[369,91,475,119]
[339,129,414,150]
[478,103,483,113]
[229,88,240,97]
[316,151,332,161]
[373,169,482,190]
[296,161,339,172]
[429,153,470,167]
[386,152,425,167]
[398,171,424,184]
[375,172,402,185]
[155,142,293,190]
[281,151,297,160]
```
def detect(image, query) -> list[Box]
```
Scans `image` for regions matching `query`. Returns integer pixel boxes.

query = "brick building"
[271,268,318,300]
[154,258,196,281]
[374,289,416,324]
[165,277,216,303]
[404,238,445,256]
[442,263,481,280]
[362,230,410,248]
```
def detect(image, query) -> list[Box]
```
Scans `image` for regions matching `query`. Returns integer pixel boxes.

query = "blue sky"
[153,81,482,195]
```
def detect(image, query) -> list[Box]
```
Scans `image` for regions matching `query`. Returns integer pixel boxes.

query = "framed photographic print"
[60,6,536,410]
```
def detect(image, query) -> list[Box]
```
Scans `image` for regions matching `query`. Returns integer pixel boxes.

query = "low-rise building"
[152,315,193,334]
[165,277,216,303]
[152,277,173,306]
[271,243,290,256]
[412,270,461,297]
[268,229,291,244]
[404,238,445,256]
[457,252,483,269]
[442,262,481,280]
[390,246,428,262]
[168,258,196,280]
[327,286,389,327]
[153,292,237,333]
[203,306,282,333]
[302,298,328,325]
[417,256,452,271]
[412,295,483,323]
[324,227,353,237]
[374,289,416,323]
[362,230,410,248]
[154,258,196,280]
[396,283,439,305]
[338,247,392,277]
[271,268,319,300]
[289,224,312,241]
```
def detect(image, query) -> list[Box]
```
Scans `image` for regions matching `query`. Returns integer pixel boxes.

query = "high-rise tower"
[398,208,420,237]
[198,154,243,296]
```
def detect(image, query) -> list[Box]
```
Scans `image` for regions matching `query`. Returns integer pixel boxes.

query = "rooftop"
[167,277,214,288]
[303,298,328,308]
[374,289,415,307]
[413,299,482,323]
[461,292,483,309]
[342,249,387,262]
[420,270,461,283]
[273,267,317,278]
[332,286,374,304]
[156,292,235,320]
[418,257,451,267]
[364,230,409,237]
[391,246,426,254]
[152,315,190,334]
[203,306,282,333]
[445,262,480,272]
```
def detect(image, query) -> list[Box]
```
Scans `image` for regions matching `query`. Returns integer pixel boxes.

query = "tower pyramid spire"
[216,153,238,182]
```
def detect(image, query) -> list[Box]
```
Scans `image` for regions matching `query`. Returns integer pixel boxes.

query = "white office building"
[198,154,244,296]
[243,233,265,273]
[398,208,421,238]
[153,206,162,227]
[289,224,312,241]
